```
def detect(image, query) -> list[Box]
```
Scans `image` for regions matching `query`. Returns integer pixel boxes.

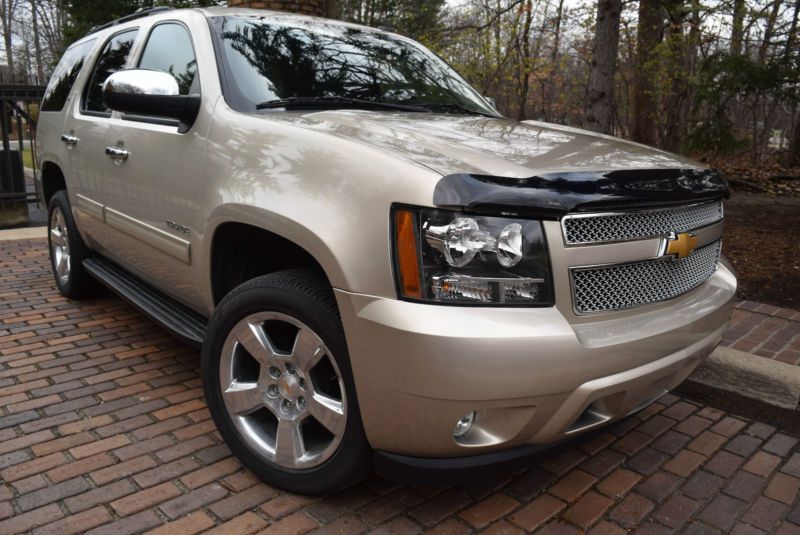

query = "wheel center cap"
[278,375,300,401]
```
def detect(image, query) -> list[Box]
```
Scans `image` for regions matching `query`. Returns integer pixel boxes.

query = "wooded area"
[1,0,799,171]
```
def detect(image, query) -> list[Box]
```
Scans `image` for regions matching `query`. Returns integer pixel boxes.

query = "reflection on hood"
[262,110,703,178]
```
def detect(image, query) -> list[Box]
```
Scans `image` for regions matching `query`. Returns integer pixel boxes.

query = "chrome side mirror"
[103,69,200,133]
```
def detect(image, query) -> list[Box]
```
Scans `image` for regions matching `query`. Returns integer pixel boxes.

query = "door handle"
[105,146,129,162]
[61,134,78,147]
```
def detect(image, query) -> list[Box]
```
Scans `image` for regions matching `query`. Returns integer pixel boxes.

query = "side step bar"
[83,257,207,347]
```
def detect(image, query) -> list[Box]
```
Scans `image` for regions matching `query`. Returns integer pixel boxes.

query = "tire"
[202,269,371,494]
[47,190,99,299]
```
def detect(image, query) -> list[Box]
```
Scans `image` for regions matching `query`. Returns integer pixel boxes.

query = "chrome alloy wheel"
[50,207,71,286]
[219,312,347,469]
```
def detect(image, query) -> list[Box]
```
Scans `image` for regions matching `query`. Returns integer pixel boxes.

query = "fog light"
[453,412,475,438]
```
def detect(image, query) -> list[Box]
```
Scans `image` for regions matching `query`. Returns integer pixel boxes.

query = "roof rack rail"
[87,6,174,36]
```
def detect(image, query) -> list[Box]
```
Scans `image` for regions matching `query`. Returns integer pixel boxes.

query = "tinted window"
[41,39,96,112]
[138,24,199,95]
[212,16,496,116]
[83,29,138,115]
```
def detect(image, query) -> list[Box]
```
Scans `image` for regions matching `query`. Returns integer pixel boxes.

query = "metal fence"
[1,85,46,216]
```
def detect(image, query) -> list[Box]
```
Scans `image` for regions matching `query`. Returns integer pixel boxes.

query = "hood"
[263,110,703,178]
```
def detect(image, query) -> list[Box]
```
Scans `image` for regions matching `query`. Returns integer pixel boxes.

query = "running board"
[83,257,207,347]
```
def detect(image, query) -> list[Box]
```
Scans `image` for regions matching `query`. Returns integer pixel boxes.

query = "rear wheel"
[202,269,370,494]
[48,190,98,299]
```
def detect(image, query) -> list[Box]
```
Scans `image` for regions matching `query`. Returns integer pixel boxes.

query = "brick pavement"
[723,302,800,365]
[1,237,799,534]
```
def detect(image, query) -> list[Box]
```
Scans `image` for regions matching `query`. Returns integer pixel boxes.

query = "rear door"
[36,37,96,220]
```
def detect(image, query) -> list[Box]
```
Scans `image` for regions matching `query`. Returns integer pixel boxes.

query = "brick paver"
[0,237,799,534]
[723,301,800,365]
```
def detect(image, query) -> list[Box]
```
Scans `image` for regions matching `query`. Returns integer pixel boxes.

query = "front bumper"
[335,262,736,458]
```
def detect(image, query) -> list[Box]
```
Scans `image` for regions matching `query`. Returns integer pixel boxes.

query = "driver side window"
[138,23,199,97]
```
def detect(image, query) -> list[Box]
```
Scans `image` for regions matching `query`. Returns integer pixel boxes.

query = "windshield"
[212,15,499,116]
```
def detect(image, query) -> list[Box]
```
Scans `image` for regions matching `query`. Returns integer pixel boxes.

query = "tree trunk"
[585,0,622,134]
[1,0,17,83]
[543,0,565,121]
[787,0,799,166]
[785,0,799,61]
[730,0,745,55]
[790,113,800,166]
[662,0,688,152]
[630,0,662,145]
[759,0,782,63]
[23,36,32,83]
[30,0,44,84]
[551,0,564,64]
[515,0,534,121]
[680,0,700,148]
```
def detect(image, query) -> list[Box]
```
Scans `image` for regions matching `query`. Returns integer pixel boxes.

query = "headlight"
[392,206,553,305]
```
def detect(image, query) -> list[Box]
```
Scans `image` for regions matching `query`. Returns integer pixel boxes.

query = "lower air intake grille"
[571,241,722,314]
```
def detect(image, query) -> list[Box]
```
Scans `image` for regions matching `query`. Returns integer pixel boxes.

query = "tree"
[30,0,44,83]
[585,0,622,133]
[759,0,782,63]
[64,0,221,45]
[730,0,746,55]
[340,0,445,40]
[630,0,662,145]
[786,0,800,165]
[1,0,796,170]
[63,0,137,44]
[0,0,20,82]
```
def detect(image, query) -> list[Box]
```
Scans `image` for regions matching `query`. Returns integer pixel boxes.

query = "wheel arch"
[205,208,347,308]
[40,161,67,206]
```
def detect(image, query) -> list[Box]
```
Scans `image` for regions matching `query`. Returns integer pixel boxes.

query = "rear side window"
[41,39,96,112]
[138,23,199,96]
[83,29,139,115]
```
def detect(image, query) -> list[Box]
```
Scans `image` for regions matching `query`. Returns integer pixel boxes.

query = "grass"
[22,147,33,169]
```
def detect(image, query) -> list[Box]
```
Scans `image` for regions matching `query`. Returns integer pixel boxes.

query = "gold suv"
[36,6,736,494]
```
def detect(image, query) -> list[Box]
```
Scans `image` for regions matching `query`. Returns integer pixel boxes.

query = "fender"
[201,203,349,314]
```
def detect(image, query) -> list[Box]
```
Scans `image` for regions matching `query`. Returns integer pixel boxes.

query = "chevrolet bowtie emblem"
[664,232,698,260]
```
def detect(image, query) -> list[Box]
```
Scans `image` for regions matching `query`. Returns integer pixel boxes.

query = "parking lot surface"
[1,238,799,534]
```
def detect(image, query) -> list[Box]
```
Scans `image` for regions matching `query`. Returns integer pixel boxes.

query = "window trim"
[206,16,236,112]
[121,19,201,128]
[80,27,141,118]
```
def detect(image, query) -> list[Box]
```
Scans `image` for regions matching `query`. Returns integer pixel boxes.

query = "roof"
[82,6,401,44]
[87,6,175,36]
[196,6,397,37]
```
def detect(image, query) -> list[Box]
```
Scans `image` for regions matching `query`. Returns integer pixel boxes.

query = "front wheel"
[202,269,371,494]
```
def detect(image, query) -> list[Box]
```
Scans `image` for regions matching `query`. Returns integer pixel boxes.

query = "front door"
[97,21,208,311]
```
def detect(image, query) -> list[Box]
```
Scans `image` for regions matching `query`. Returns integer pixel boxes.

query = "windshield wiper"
[411,102,498,118]
[256,96,431,113]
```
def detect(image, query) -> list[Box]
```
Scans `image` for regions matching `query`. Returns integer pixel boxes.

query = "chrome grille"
[571,241,722,314]
[563,201,723,245]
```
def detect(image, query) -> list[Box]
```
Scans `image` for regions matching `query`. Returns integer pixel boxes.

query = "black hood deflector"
[433,168,730,219]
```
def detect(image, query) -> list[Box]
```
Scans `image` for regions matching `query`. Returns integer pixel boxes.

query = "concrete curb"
[679,345,800,427]
[0,226,47,241]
